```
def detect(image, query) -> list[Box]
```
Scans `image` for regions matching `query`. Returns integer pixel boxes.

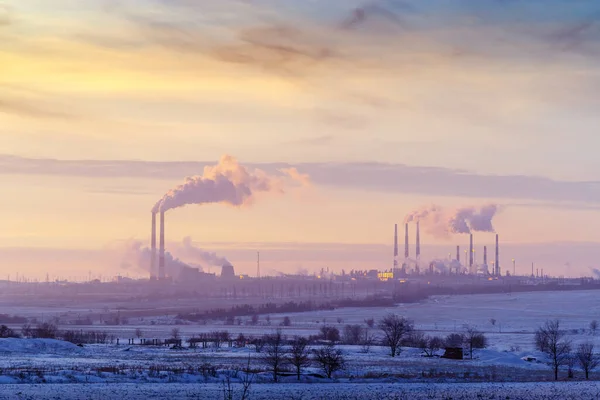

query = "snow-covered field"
[1,382,599,400]
[1,290,600,397]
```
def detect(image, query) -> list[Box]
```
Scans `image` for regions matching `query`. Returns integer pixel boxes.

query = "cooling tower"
[221,263,235,279]
[159,211,165,280]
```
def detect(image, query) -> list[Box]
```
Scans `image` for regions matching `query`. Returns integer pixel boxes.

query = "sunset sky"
[1,0,600,279]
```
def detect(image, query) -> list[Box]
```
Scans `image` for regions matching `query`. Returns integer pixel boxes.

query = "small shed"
[441,347,463,360]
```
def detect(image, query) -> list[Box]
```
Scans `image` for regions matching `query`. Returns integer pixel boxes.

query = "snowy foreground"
[0,382,599,400]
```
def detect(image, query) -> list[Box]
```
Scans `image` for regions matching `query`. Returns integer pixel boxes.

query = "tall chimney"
[416,221,421,259]
[151,212,157,279]
[469,234,473,267]
[456,245,460,263]
[483,246,487,267]
[159,211,165,280]
[495,234,500,276]
[393,224,398,269]
[404,223,409,259]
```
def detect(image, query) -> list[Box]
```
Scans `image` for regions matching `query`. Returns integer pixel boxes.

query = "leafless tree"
[320,326,340,343]
[590,320,598,335]
[313,343,345,379]
[171,327,181,341]
[262,329,286,382]
[251,314,259,325]
[535,319,572,381]
[576,342,600,380]
[342,324,365,345]
[282,316,291,327]
[135,328,143,339]
[463,326,487,360]
[21,323,33,339]
[364,318,375,329]
[489,318,496,326]
[288,336,311,380]
[34,322,58,339]
[445,333,464,348]
[239,354,254,400]
[421,336,445,357]
[378,314,413,357]
[360,333,375,354]
[250,336,265,353]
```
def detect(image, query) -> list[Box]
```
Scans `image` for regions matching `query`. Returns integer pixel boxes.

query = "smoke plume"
[404,204,500,239]
[118,239,191,277]
[152,155,308,213]
[180,236,229,266]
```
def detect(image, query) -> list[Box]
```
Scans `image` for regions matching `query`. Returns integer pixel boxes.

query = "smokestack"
[456,245,460,263]
[469,234,473,267]
[394,224,398,257]
[151,212,157,279]
[416,221,421,258]
[495,234,500,276]
[404,223,409,259]
[483,246,487,266]
[159,211,165,280]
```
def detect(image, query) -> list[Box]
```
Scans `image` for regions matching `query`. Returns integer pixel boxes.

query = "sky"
[1,0,600,279]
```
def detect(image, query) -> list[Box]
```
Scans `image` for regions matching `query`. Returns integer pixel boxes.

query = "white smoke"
[117,239,192,278]
[179,236,230,266]
[152,155,309,213]
[404,204,500,239]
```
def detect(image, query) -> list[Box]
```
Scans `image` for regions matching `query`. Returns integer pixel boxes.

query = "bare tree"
[313,343,345,379]
[378,314,413,357]
[590,320,598,335]
[576,342,600,380]
[364,318,375,329]
[445,333,464,348]
[535,319,572,381]
[489,318,496,327]
[262,329,286,382]
[171,327,181,341]
[250,336,265,353]
[21,323,33,339]
[342,324,365,345]
[320,326,340,343]
[421,336,444,357]
[135,328,143,339]
[463,326,487,360]
[360,333,375,354]
[282,316,291,327]
[288,336,311,380]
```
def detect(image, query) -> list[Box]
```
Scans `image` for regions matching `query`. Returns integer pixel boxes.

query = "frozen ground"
[1,382,599,400]
[1,290,600,395]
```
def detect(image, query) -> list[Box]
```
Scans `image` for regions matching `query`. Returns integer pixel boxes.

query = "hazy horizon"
[2,0,600,281]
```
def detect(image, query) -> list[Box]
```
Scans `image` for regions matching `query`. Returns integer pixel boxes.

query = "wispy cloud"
[286,135,336,147]
[2,155,600,205]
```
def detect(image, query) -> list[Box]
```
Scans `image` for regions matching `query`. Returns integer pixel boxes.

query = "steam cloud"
[180,236,229,267]
[118,237,231,276]
[404,204,500,239]
[119,239,191,278]
[152,155,309,213]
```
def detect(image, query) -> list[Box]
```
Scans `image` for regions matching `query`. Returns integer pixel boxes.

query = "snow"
[0,338,83,355]
[1,290,600,396]
[0,382,599,400]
